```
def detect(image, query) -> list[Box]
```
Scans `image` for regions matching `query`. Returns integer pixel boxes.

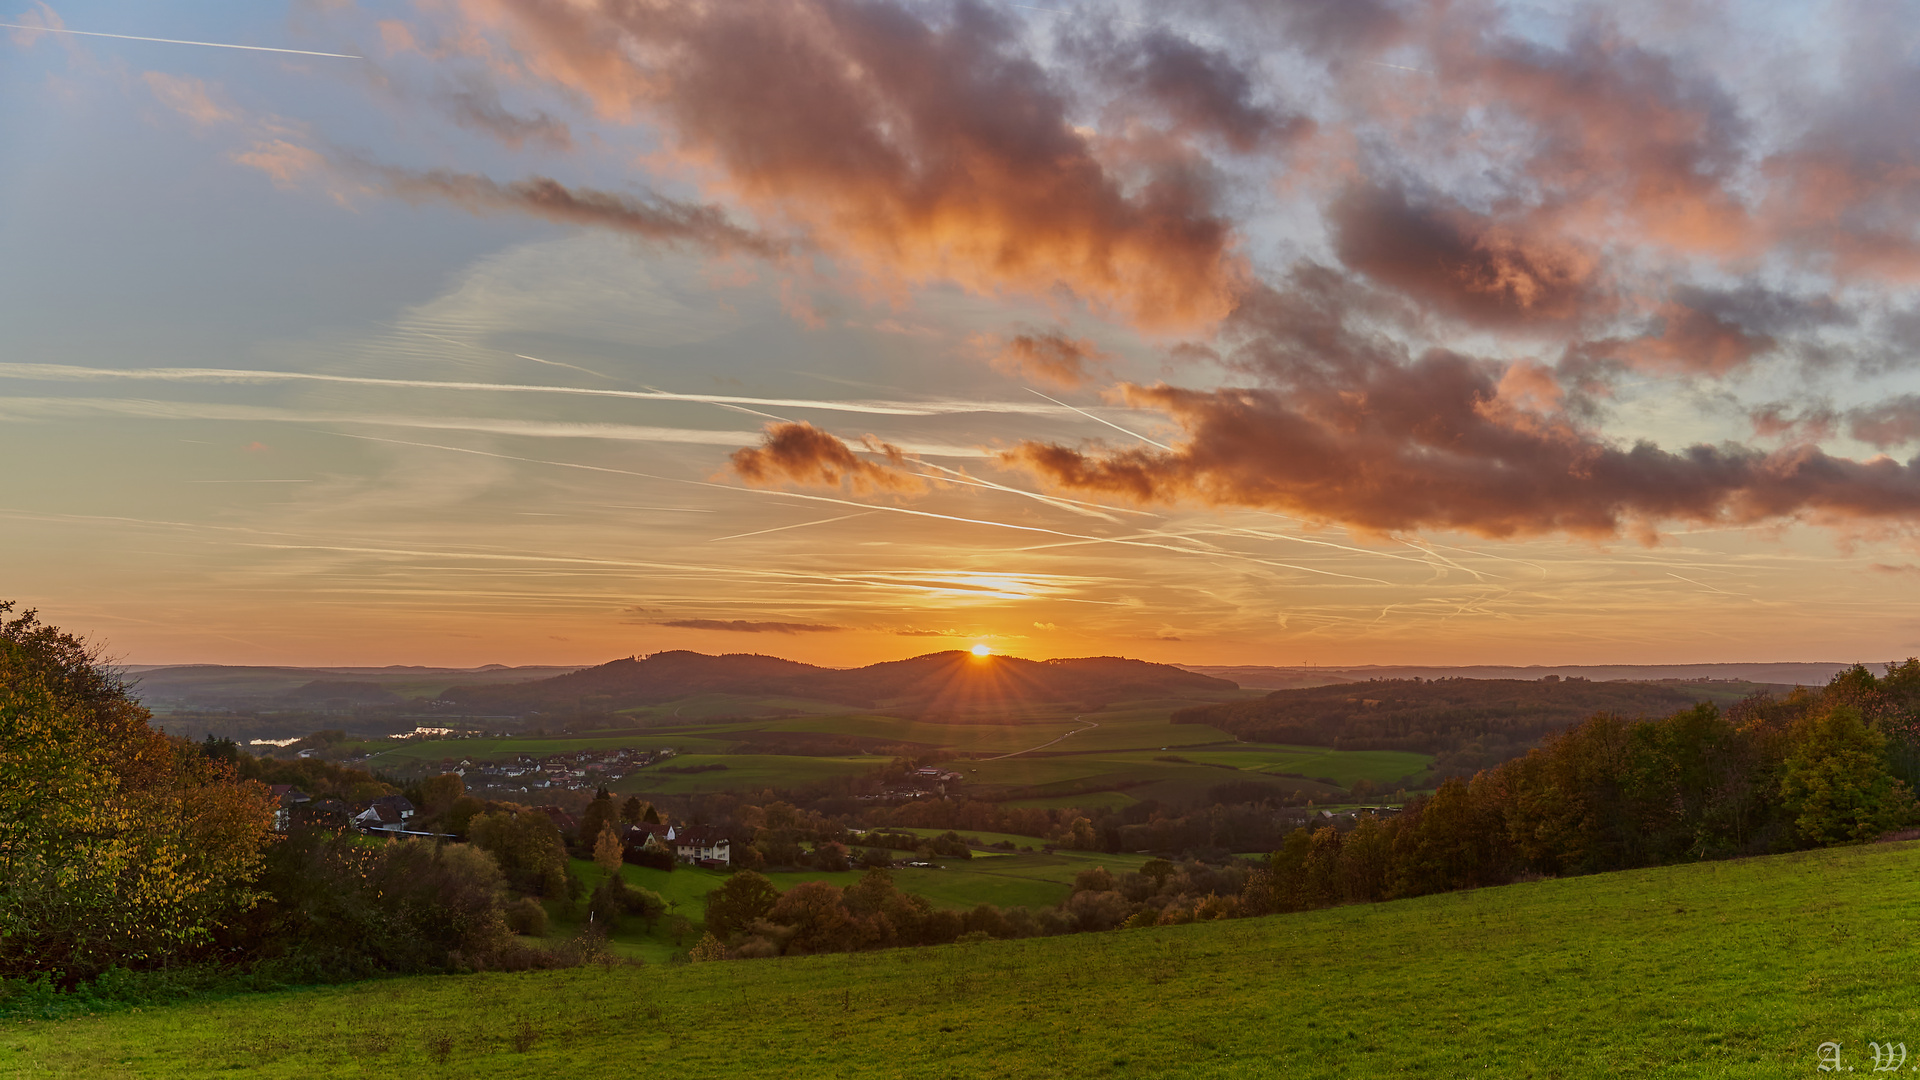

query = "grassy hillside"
[17,841,1920,1078]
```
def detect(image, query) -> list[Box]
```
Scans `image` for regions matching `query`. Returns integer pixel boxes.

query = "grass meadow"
[607,754,882,796]
[13,840,1919,1078]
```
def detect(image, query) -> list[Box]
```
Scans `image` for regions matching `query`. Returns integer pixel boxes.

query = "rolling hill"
[441,650,1239,717]
[1174,676,1783,754]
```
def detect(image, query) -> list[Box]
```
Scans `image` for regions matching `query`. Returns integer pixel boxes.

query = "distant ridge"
[1181,662,1861,690]
[443,650,1237,716]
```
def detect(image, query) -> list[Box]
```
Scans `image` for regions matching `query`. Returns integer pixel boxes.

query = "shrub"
[625,848,676,872]
[504,897,549,937]
[251,832,512,974]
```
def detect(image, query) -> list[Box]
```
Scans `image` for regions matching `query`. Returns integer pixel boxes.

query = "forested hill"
[1174,678,1772,757]
[442,650,1237,716]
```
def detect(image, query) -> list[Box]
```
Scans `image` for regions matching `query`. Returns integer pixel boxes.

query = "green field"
[609,755,883,795]
[617,694,860,721]
[356,733,747,768]
[1104,745,1436,788]
[764,848,1152,912]
[955,749,1372,804]
[871,826,1060,849]
[18,841,1920,1077]
[756,709,1235,755]
[340,700,1434,804]
[1002,790,1139,811]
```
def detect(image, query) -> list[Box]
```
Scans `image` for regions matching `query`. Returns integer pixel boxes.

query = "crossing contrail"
[0,21,363,59]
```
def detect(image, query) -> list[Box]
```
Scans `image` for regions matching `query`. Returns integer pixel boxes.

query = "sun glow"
[970,643,992,657]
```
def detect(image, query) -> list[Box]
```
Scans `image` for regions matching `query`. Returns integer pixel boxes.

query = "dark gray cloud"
[436,81,573,151]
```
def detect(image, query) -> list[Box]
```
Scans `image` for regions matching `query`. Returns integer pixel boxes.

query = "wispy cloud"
[657,618,847,634]
[0,363,1063,419]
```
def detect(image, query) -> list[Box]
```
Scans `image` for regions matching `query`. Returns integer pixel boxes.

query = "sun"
[970,643,992,657]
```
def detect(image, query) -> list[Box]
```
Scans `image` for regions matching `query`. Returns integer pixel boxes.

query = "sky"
[4,0,1920,669]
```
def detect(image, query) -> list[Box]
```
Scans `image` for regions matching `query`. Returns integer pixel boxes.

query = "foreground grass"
[14,842,1920,1078]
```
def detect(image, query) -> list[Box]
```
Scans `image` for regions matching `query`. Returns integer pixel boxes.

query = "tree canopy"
[0,602,276,979]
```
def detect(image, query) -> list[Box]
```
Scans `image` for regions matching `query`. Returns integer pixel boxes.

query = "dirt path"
[981,716,1099,761]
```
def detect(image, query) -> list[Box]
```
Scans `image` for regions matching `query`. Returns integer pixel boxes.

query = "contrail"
[708,511,877,543]
[0,362,1062,418]
[1026,387,1174,450]
[516,354,615,381]
[0,21,364,59]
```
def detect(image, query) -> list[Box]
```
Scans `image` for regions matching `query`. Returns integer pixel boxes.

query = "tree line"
[1251,668,1918,914]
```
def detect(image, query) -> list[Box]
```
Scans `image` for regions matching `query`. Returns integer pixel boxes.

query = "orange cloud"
[232,140,326,189]
[142,73,236,127]
[989,330,1109,389]
[730,422,924,494]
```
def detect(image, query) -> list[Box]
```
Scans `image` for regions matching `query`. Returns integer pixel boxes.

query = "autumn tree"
[468,809,568,897]
[767,880,853,954]
[0,603,277,978]
[417,773,464,815]
[703,870,781,939]
[593,822,624,877]
[1781,706,1916,846]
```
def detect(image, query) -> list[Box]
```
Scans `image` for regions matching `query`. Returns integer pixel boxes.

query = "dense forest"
[1175,677,1753,772]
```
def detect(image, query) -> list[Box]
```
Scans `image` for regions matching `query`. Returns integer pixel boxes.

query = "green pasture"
[616,694,855,721]
[756,700,1237,756]
[1101,745,1436,788]
[1001,791,1139,811]
[873,826,1058,849]
[1026,712,1236,753]
[610,754,884,795]
[760,714,1082,754]
[638,844,1150,916]
[22,841,1920,1077]
[352,698,1253,782]
[355,733,743,768]
[756,849,1144,911]
[956,753,1347,804]
[536,861,725,965]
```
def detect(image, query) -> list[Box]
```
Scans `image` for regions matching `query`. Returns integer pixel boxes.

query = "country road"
[981,715,1099,761]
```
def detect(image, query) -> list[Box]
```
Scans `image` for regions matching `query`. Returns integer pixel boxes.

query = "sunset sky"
[6,0,1920,668]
